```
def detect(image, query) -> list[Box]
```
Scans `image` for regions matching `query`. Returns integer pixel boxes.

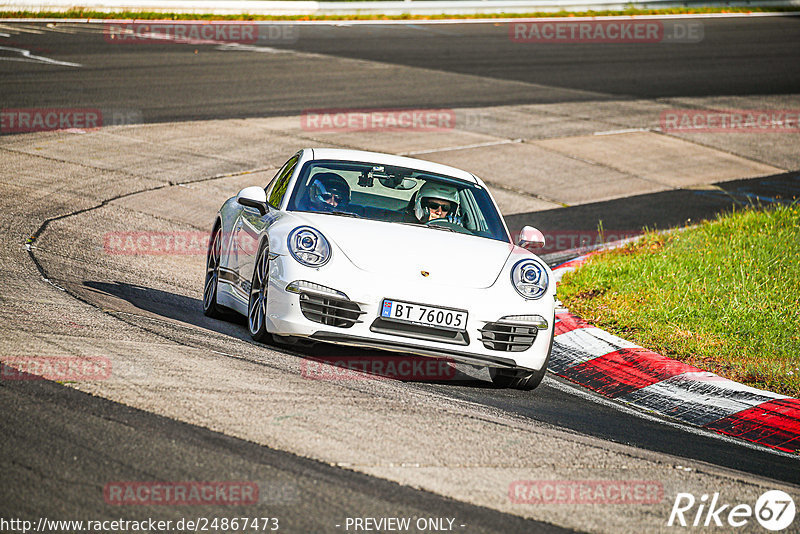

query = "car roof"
[307,148,478,184]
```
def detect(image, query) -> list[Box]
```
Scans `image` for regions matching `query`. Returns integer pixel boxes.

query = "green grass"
[557,204,800,398]
[1,6,798,21]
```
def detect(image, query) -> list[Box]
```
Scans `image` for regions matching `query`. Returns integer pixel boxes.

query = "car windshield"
[286,160,510,243]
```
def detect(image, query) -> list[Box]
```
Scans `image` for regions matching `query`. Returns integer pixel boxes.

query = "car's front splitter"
[265,255,555,373]
[307,331,521,369]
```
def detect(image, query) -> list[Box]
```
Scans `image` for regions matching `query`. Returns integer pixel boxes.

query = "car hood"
[293,212,513,288]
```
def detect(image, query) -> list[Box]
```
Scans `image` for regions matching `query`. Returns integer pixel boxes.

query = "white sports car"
[203,148,555,390]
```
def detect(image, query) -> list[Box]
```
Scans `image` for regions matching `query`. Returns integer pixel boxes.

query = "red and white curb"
[550,253,800,454]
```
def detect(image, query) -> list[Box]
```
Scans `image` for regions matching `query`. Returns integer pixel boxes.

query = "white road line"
[44,23,83,34]
[57,23,112,34]
[593,128,650,136]
[0,23,45,34]
[0,46,82,67]
[215,43,290,53]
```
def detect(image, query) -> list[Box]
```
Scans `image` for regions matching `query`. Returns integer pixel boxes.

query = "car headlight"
[511,259,549,299]
[288,226,331,267]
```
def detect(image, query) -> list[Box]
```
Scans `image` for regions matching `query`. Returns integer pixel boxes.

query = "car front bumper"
[265,254,555,372]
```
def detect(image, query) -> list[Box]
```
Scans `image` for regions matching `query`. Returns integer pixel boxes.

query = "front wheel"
[489,366,546,391]
[491,327,553,390]
[247,240,272,342]
[203,224,226,318]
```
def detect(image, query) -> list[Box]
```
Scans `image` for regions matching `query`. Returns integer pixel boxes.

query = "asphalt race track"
[1,375,566,533]
[1,17,799,121]
[1,16,799,533]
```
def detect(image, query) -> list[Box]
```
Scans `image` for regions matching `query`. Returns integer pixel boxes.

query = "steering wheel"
[426,218,472,235]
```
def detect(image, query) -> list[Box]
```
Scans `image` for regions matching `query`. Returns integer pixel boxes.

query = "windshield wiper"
[316,210,362,218]
[426,224,456,233]
[397,221,456,232]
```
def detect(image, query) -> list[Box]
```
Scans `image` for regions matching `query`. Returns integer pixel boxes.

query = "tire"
[203,223,227,318]
[490,331,553,391]
[489,366,546,391]
[247,240,273,342]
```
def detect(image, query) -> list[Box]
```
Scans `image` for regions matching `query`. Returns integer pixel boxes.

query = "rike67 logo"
[668,490,795,531]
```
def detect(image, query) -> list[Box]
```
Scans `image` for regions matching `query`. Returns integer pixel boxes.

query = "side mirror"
[517,226,546,249]
[236,186,268,216]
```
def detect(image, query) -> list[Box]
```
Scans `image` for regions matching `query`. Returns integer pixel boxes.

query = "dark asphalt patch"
[0,370,575,533]
[2,18,800,124]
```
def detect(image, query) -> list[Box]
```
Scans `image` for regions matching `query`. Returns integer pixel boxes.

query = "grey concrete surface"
[419,140,663,207]
[532,131,782,189]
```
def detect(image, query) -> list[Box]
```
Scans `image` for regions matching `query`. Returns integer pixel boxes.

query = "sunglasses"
[424,200,452,212]
[320,192,343,203]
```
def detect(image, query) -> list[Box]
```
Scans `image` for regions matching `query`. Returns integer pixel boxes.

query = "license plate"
[380,299,467,331]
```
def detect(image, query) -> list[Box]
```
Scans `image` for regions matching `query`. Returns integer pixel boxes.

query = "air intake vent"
[299,293,364,328]
[479,322,538,352]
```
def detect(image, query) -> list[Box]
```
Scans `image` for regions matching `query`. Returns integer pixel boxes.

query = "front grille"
[479,322,538,352]
[299,293,365,328]
[370,318,469,346]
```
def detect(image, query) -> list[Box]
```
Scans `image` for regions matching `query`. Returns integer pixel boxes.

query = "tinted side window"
[266,155,298,208]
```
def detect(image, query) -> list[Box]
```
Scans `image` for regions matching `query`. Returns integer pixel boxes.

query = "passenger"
[307,173,351,211]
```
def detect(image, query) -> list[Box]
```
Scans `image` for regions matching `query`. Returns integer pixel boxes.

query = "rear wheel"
[248,240,272,342]
[203,224,226,318]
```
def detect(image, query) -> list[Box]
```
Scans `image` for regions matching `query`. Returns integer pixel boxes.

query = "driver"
[404,182,461,224]
[307,172,350,211]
